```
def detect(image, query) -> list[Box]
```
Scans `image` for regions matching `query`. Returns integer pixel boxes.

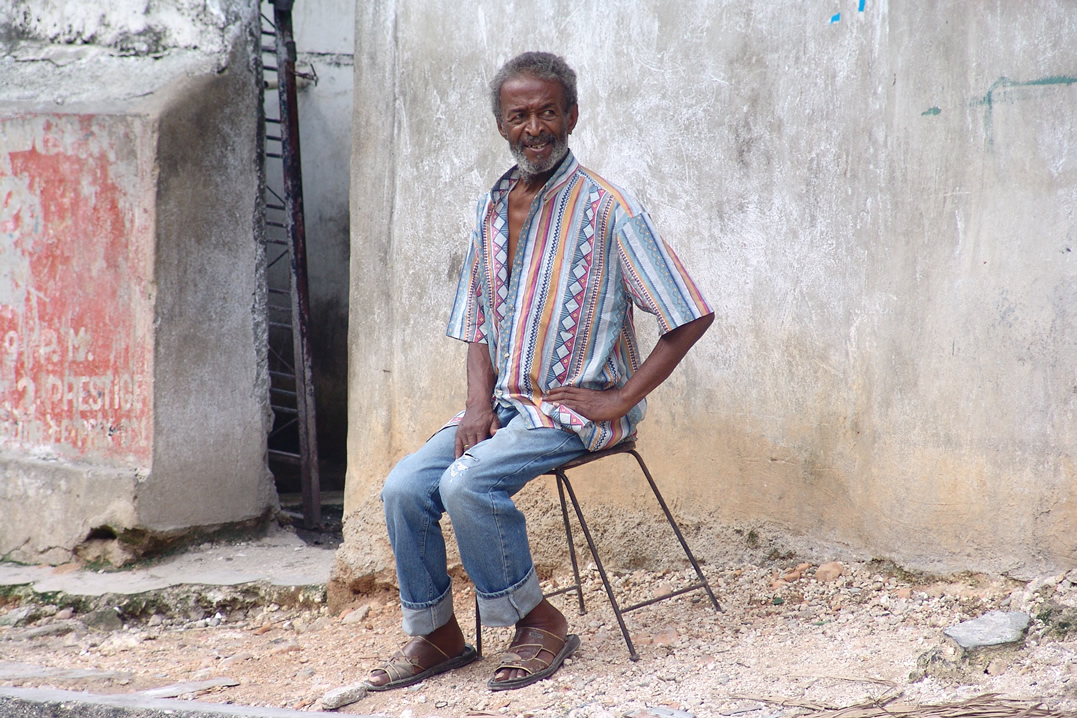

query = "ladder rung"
[266,220,286,228]
[271,388,298,398]
[266,202,285,211]
[266,118,281,124]
[268,287,290,295]
[262,45,277,53]
[266,135,282,142]
[269,321,293,329]
[265,65,278,72]
[272,406,299,415]
[266,152,282,159]
[270,370,296,379]
[268,450,301,465]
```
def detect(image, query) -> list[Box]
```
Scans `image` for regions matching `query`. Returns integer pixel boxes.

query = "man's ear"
[496,117,508,140]
[567,104,579,135]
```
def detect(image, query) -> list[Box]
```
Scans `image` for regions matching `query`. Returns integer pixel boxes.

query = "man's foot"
[488,599,579,691]
[366,615,476,691]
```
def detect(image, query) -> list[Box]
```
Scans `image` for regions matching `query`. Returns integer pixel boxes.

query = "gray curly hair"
[490,51,578,119]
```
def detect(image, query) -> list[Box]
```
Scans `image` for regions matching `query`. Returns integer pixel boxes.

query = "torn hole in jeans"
[449,452,478,477]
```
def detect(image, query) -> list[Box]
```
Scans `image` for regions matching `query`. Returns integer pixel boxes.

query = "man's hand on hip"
[545,386,632,423]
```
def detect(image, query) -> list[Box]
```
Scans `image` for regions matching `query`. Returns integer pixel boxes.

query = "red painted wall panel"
[0,115,154,467]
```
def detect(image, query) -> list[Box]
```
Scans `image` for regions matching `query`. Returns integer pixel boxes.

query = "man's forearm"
[544,312,714,422]
[465,341,497,408]
[617,313,714,408]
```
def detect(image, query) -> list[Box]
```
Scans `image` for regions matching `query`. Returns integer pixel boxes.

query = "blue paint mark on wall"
[831,2,865,23]
[922,107,941,116]
[975,75,1077,147]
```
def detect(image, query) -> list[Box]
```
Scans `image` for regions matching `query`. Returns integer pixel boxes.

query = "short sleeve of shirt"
[446,204,489,344]
[616,210,712,334]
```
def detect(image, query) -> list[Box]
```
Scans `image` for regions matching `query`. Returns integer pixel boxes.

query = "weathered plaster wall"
[0,0,274,563]
[344,0,1077,582]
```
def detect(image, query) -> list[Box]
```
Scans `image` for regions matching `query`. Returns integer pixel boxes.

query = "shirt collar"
[492,149,579,200]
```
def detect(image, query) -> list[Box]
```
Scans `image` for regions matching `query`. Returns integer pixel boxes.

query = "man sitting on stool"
[366,50,714,692]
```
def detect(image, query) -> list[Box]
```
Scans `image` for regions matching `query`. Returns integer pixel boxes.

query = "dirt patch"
[2,555,1077,716]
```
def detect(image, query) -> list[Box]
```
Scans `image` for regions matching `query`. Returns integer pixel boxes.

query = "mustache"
[519,132,557,148]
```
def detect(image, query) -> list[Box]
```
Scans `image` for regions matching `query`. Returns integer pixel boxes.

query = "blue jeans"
[381,406,587,635]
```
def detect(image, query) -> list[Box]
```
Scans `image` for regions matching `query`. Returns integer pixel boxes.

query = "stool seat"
[553,440,637,470]
[475,440,721,661]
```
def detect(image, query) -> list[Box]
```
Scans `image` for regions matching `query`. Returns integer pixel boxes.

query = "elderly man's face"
[497,74,578,179]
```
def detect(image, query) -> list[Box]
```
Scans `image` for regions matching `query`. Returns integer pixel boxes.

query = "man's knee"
[438,454,483,514]
[380,456,425,509]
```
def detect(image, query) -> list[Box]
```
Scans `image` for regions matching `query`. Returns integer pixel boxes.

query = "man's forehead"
[499,74,568,108]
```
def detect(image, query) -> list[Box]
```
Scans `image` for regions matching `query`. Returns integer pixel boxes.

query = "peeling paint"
[0,114,154,466]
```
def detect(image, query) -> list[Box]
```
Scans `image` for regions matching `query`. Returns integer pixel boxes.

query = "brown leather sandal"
[488,626,580,691]
[366,637,477,691]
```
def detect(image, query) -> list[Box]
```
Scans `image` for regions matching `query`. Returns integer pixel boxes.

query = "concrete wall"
[341,0,1077,586]
[0,0,275,564]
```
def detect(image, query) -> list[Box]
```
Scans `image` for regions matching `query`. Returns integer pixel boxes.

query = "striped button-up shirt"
[446,151,711,451]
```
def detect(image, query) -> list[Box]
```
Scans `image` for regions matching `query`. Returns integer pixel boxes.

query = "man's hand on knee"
[455,406,501,458]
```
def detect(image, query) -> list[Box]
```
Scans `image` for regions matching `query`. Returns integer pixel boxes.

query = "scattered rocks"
[1,557,1076,716]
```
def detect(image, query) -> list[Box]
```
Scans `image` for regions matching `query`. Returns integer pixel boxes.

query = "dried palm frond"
[794,693,1072,718]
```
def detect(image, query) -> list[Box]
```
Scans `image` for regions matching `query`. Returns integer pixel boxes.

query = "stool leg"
[558,472,639,661]
[474,593,482,658]
[555,472,586,616]
[629,450,722,613]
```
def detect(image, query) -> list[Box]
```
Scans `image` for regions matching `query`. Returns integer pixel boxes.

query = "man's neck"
[515,150,570,193]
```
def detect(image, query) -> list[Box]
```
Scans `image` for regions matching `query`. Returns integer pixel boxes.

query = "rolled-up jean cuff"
[476,567,543,627]
[400,587,455,636]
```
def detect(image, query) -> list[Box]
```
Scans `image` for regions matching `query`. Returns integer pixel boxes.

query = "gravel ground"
[2,555,1077,717]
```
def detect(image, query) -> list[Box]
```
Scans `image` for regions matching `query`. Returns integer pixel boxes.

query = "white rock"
[321,683,368,710]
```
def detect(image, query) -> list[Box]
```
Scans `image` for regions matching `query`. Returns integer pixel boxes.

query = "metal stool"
[475,440,722,661]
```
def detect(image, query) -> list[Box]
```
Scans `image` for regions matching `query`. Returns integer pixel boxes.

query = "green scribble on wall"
[974,75,1077,148]
[922,107,941,116]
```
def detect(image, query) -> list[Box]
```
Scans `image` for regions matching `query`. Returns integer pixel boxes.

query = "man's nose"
[524,114,541,134]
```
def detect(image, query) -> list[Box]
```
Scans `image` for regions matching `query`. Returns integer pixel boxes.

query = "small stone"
[82,608,123,632]
[653,583,674,599]
[342,605,371,624]
[220,652,253,669]
[986,658,1010,675]
[54,607,74,621]
[944,611,1030,650]
[269,640,301,656]
[770,579,787,591]
[137,678,239,699]
[894,588,912,599]
[0,607,33,627]
[321,683,369,710]
[815,562,844,582]
[652,627,679,645]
